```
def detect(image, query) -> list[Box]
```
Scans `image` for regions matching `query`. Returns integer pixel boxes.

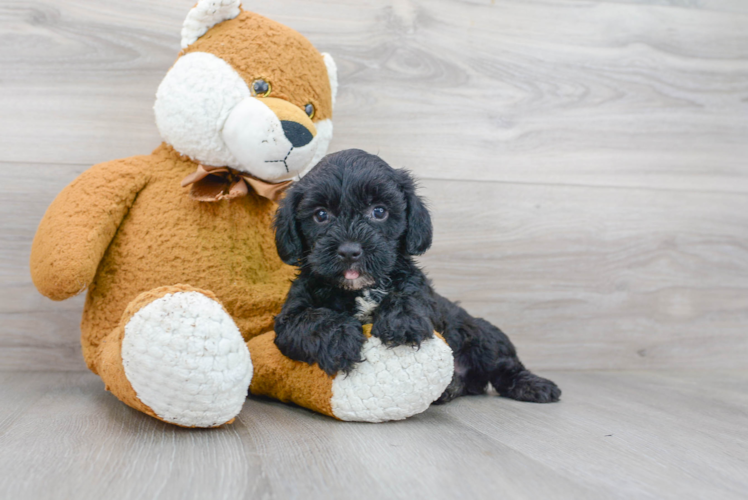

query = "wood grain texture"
[600,0,748,14]
[419,178,748,370]
[0,370,746,500]
[1,0,747,371]
[1,0,747,191]
[4,168,747,371]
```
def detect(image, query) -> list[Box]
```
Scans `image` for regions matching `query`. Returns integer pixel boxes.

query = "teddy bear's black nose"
[281,121,314,148]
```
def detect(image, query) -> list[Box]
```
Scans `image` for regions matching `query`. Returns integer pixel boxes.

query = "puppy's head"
[274,149,432,290]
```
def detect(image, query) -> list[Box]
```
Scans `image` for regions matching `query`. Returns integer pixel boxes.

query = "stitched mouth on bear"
[264,146,294,173]
[221,96,320,182]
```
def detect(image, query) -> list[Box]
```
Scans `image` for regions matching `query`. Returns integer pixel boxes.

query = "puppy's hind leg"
[433,347,493,404]
[474,318,562,403]
[433,366,467,405]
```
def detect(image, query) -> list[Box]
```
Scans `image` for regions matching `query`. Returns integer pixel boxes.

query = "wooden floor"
[1,1,747,498]
[2,0,747,372]
[0,370,746,500]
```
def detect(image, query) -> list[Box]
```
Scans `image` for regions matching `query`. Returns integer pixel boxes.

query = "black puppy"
[273,149,560,404]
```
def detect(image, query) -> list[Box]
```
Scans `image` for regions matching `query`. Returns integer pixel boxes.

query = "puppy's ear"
[397,169,433,255]
[274,186,305,265]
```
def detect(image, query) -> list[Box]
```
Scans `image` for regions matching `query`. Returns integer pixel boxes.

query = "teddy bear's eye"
[252,79,271,97]
[304,103,315,119]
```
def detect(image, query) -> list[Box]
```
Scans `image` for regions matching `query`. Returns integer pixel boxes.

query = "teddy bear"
[29,0,453,427]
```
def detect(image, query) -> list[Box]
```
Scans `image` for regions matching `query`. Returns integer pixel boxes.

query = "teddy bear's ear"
[321,53,338,109]
[181,0,242,49]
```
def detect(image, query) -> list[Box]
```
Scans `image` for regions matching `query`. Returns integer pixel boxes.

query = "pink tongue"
[344,270,360,280]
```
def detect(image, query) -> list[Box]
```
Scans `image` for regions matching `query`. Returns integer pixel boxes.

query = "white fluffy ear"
[321,53,338,109]
[181,0,242,49]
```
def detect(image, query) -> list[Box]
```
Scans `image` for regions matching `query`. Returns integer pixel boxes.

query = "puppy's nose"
[281,121,314,148]
[337,242,363,262]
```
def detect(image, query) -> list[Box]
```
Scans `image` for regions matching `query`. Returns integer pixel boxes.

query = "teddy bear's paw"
[121,291,252,427]
[330,335,454,422]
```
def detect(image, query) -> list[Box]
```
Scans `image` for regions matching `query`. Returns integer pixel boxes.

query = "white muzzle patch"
[154,51,332,182]
[222,98,319,182]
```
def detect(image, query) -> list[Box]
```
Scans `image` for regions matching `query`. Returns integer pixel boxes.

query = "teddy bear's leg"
[95,285,253,428]
[248,327,455,422]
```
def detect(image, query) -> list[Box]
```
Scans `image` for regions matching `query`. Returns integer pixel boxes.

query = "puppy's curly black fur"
[273,149,561,404]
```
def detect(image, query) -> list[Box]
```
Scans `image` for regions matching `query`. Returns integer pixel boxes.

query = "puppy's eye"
[313,209,329,223]
[304,103,315,118]
[252,79,271,97]
[371,206,388,220]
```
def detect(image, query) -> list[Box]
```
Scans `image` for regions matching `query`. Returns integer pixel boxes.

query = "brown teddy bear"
[30,0,453,427]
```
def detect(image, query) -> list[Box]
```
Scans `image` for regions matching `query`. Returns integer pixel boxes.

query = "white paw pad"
[121,292,252,427]
[330,336,454,422]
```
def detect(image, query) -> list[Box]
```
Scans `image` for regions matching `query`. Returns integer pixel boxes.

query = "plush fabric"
[154,51,249,169]
[121,289,253,428]
[29,0,451,427]
[184,11,333,123]
[248,331,336,418]
[97,284,250,428]
[31,144,294,374]
[181,0,242,49]
[249,326,454,422]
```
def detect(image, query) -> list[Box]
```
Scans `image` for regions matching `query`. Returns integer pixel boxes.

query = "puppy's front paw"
[372,309,433,348]
[314,321,367,376]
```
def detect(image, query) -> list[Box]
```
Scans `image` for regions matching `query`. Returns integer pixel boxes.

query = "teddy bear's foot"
[97,285,253,427]
[330,334,454,422]
[249,327,454,422]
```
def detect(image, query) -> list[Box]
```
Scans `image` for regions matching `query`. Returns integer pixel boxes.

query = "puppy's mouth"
[344,270,360,280]
[340,269,374,291]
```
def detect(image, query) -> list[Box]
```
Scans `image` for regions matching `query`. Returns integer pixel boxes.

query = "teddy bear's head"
[154,0,337,182]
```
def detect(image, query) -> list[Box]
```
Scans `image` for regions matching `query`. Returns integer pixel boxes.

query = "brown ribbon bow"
[181,164,292,203]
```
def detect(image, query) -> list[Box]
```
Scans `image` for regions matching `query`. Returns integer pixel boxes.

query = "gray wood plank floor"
[1,0,747,371]
[4,169,748,370]
[0,370,746,500]
[1,1,747,497]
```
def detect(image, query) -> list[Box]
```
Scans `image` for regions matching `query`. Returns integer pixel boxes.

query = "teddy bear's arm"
[30,157,151,301]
